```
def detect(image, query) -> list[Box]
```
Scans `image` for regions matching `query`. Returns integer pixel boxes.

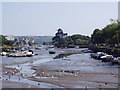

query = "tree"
[91,29,105,44]
[64,36,74,45]
[71,34,90,45]
[91,20,120,45]
[0,35,11,45]
[52,28,67,47]
[52,29,90,47]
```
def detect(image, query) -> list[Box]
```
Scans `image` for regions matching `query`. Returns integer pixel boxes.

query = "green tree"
[71,34,90,45]
[64,36,74,45]
[91,29,104,44]
[91,20,120,45]
[52,28,67,47]
[0,35,11,45]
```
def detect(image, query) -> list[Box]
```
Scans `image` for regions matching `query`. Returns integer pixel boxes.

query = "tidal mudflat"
[1,47,119,88]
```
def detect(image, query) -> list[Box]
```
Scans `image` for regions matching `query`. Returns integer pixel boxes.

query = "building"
[5,35,15,41]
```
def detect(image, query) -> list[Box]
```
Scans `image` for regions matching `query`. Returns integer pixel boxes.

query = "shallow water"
[2,48,64,88]
[3,74,62,88]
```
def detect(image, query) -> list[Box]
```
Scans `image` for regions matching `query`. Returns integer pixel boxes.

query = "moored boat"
[101,55,113,62]
[90,52,107,59]
[49,51,56,54]
[7,50,36,57]
[0,52,8,56]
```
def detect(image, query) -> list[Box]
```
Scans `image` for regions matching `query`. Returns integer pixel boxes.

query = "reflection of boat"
[83,49,93,53]
[111,57,120,64]
[49,51,56,54]
[118,57,120,65]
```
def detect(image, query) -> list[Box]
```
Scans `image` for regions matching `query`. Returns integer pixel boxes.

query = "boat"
[101,55,113,62]
[75,46,79,49]
[8,52,26,57]
[49,51,56,54]
[0,52,8,56]
[7,50,36,57]
[90,52,106,59]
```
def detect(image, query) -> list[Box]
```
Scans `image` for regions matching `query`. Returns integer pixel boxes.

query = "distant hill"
[14,36,53,44]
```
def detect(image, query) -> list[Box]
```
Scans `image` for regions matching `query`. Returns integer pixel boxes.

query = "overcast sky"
[2,2,118,36]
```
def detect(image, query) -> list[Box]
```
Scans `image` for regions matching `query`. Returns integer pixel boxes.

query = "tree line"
[91,20,120,45]
[0,35,12,46]
[52,28,90,47]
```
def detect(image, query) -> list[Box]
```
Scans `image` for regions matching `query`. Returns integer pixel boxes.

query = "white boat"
[0,52,7,56]
[7,50,36,57]
[101,55,113,59]
[91,52,107,59]
[101,55,113,62]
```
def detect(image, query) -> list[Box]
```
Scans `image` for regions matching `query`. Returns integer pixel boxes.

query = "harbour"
[1,1,120,89]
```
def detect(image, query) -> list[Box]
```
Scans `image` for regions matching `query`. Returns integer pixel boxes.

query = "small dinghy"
[0,52,7,56]
[49,51,56,54]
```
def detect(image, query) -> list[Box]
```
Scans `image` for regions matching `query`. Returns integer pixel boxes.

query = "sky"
[2,2,118,36]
